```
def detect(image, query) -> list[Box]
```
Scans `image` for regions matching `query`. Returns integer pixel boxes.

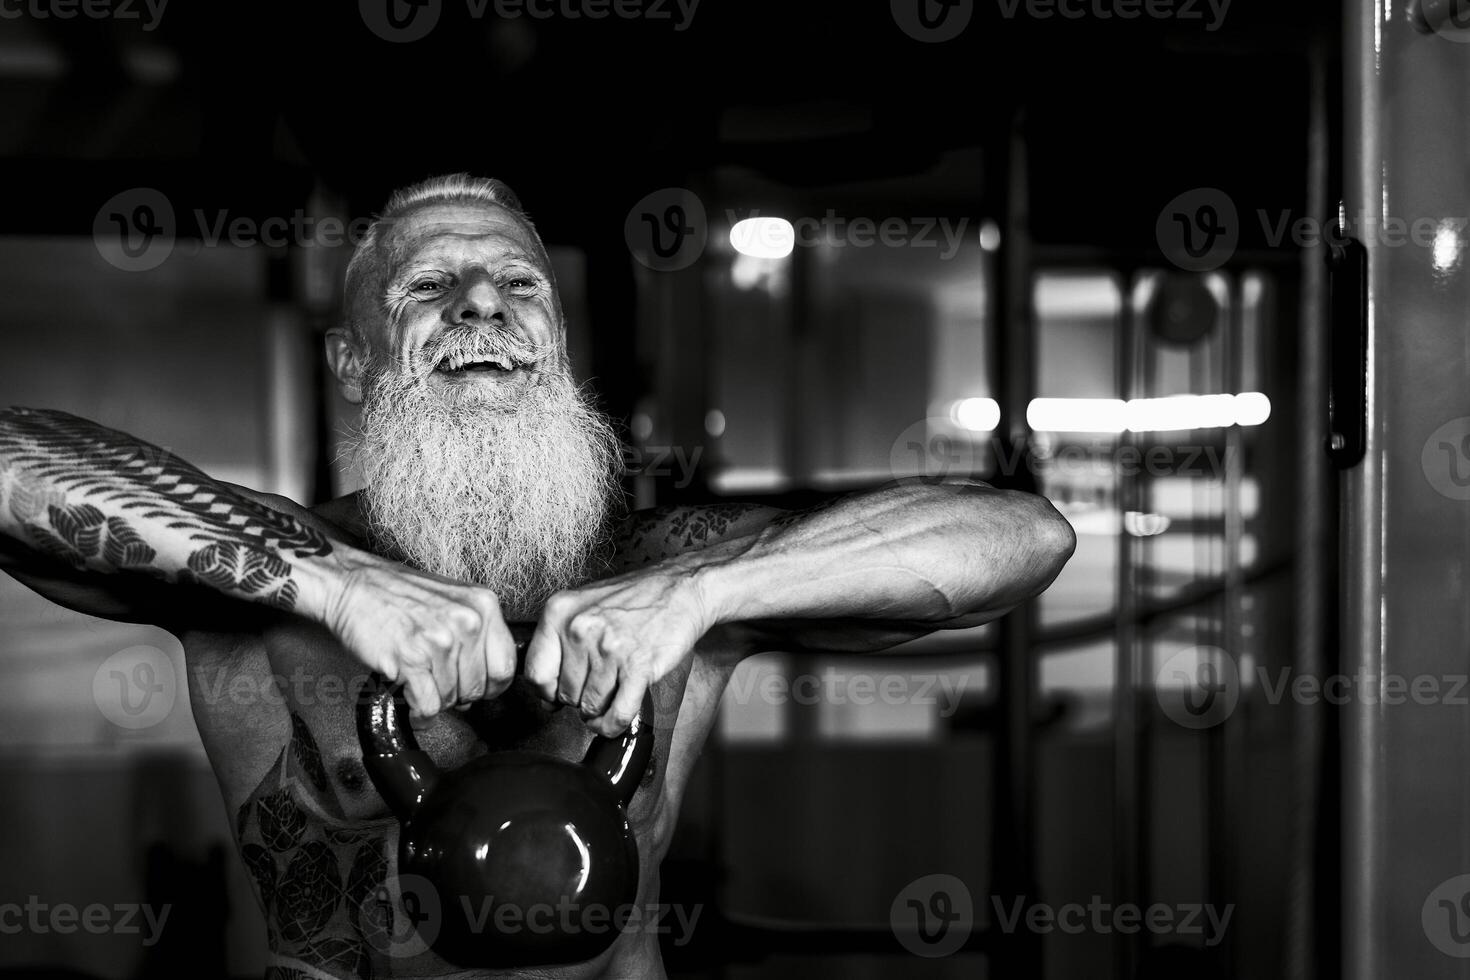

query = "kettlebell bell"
[356,622,655,967]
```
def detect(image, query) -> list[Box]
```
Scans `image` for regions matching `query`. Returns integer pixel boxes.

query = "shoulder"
[608,501,786,570]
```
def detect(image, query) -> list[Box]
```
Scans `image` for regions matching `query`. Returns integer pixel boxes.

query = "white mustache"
[419,331,555,373]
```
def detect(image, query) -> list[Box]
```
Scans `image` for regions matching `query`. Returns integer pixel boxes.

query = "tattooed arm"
[525,486,1077,735]
[0,407,352,623]
[0,407,520,715]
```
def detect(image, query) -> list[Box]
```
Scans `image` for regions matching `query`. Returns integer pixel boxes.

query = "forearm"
[0,407,352,621]
[692,481,1076,630]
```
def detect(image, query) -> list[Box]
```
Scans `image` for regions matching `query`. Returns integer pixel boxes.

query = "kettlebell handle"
[357,622,656,822]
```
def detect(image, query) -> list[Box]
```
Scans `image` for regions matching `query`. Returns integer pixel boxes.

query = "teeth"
[435,352,516,373]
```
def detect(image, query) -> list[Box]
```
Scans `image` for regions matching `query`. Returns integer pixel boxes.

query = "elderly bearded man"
[0,174,1075,979]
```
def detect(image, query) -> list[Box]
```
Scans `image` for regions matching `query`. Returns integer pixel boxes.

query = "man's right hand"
[0,408,517,718]
[324,551,518,718]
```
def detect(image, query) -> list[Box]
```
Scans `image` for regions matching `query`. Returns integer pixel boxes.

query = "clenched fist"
[523,563,717,736]
[323,551,518,717]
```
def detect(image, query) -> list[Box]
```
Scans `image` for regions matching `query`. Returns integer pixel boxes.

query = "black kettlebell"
[356,623,655,967]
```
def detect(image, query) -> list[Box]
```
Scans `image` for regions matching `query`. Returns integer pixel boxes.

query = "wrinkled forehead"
[378,200,548,276]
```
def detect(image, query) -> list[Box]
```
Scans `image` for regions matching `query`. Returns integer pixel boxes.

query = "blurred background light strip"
[1125,394,1237,431]
[1027,397,1128,433]
[1027,393,1271,432]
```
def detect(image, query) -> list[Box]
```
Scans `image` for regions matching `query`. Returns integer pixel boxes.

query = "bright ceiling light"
[951,397,1000,432]
[730,217,795,259]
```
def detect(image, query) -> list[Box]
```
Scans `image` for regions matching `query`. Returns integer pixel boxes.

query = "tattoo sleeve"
[0,407,338,616]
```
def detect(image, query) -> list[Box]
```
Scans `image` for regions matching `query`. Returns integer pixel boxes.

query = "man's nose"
[448,270,507,326]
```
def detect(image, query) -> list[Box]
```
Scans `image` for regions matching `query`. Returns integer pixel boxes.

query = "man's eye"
[411,280,443,294]
[504,277,537,291]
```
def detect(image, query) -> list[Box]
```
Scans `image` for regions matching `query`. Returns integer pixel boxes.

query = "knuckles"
[449,605,483,635]
[599,629,632,659]
[485,655,516,685]
[565,611,601,646]
[543,591,576,623]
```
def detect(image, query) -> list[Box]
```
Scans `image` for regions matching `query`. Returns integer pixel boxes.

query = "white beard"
[350,363,624,621]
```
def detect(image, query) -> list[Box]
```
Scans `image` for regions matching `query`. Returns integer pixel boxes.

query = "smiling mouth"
[433,353,520,378]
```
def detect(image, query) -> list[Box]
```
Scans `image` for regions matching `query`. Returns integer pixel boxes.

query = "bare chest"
[183,617,682,825]
[181,619,689,976]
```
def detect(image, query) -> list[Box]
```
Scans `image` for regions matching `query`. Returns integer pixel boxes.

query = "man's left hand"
[523,562,718,736]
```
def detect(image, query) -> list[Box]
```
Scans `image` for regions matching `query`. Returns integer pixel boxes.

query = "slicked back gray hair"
[344,173,548,342]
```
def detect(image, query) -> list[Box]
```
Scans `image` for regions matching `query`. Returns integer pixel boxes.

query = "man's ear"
[325,328,367,404]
